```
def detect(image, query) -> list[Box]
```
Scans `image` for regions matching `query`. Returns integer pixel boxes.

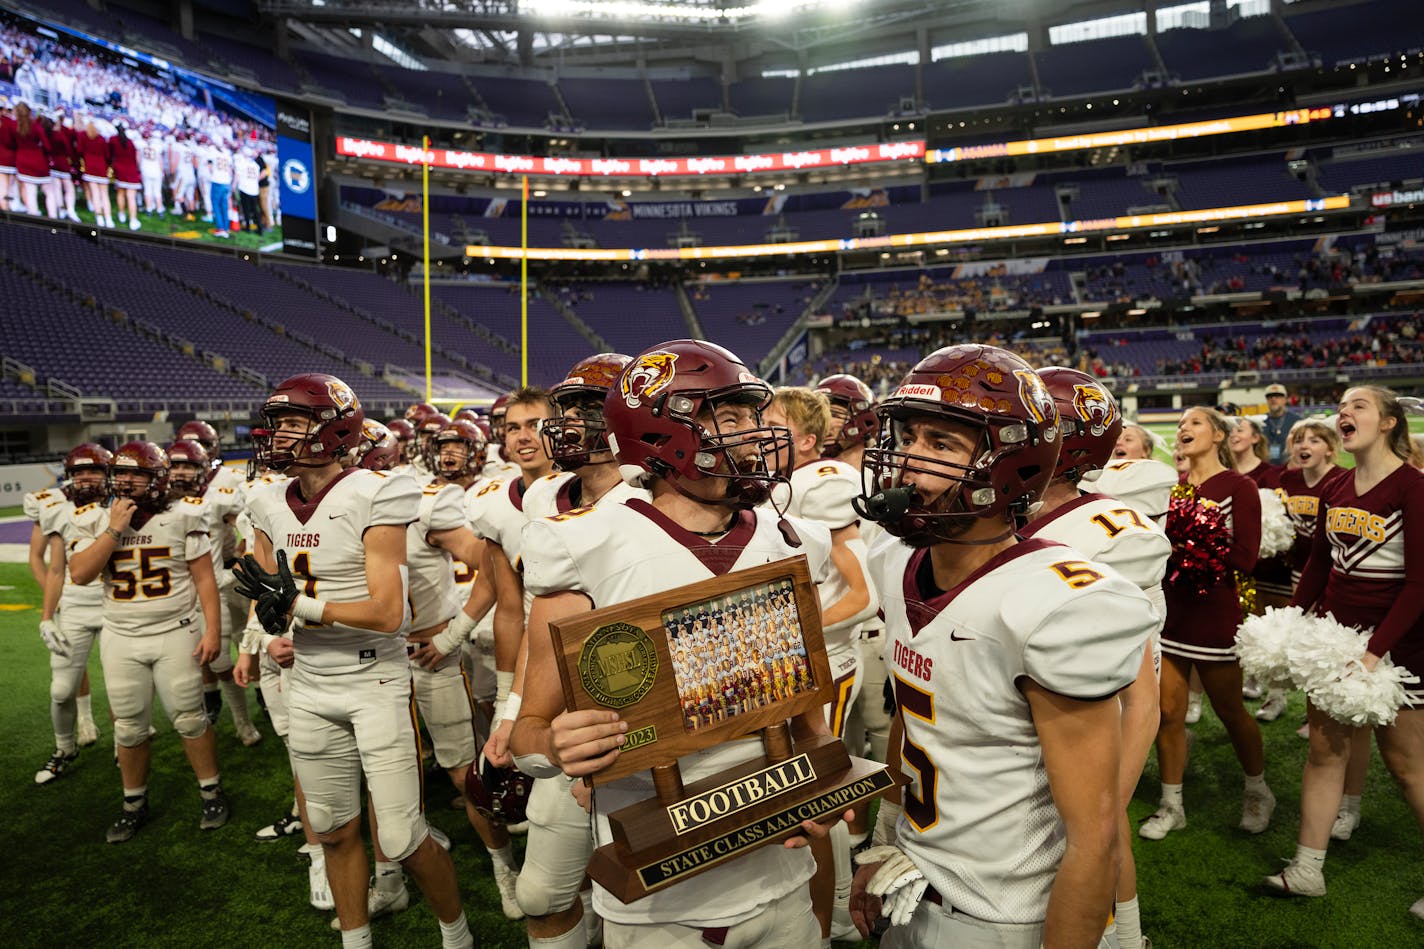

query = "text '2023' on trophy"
[547,554,902,903]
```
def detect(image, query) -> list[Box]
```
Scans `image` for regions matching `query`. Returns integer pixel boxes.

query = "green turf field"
[2,558,1423,947]
[70,206,284,253]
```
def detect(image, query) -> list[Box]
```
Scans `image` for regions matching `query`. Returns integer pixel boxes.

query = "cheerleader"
[76,120,113,228]
[0,103,18,213]
[11,102,52,218]
[108,124,141,230]
[1116,422,1164,461]
[1142,406,1274,840]
[1232,417,1294,719]
[42,114,81,223]
[1266,388,1424,913]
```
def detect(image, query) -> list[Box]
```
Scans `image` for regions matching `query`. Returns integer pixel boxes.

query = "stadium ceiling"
[258,0,1045,67]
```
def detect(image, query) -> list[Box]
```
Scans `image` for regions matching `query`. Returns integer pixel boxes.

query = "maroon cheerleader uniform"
[0,113,16,175]
[47,123,74,179]
[108,133,140,189]
[1292,464,1424,698]
[13,118,51,184]
[76,130,111,184]
[1279,465,1347,585]
[1162,469,1262,662]
[1243,462,1291,599]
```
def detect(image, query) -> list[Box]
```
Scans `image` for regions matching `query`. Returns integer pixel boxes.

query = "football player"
[404,402,441,478]
[390,423,523,922]
[169,438,260,746]
[511,340,839,948]
[413,412,452,486]
[848,345,1155,948]
[470,387,567,772]
[1266,387,1424,910]
[236,374,472,949]
[68,441,229,843]
[484,393,518,478]
[1143,406,1272,842]
[386,417,418,475]
[512,353,649,949]
[1018,367,1170,949]
[33,444,111,783]
[764,385,878,943]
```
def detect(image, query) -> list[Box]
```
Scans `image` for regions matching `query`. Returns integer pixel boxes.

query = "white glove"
[39,619,71,658]
[856,845,928,928]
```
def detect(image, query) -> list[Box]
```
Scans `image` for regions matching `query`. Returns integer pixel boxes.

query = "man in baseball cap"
[1261,384,1300,465]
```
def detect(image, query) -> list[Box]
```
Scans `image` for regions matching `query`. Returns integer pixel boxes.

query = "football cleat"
[1410,896,1424,920]
[200,787,232,830]
[106,801,150,843]
[1242,678,1263,701]
[308,860,334,911]
[77,717,100,747]
[254,812,304,842]
[1239,784,1276,835]
[493,864,523,920]
[1263,861,1326,898]
[1138,803,1186,840]
[331,877,410,929]
[1184,693,1203,724]
[236,723,263,747]
[34,750,78,785]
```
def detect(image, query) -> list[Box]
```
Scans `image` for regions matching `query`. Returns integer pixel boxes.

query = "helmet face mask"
[545,393,611,471]
[428,420,486,480]
[859,345,1060,546]
[169,462,207,496]
[107,441,171,514]
[815,374,878,458]
[63,443,114,505]
[605,341,790,510]
[252,374,364,472]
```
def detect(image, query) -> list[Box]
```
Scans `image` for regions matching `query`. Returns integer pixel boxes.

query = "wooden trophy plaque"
[547,554,902,903]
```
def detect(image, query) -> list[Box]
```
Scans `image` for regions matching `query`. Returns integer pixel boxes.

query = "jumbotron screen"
[0,8,318,256]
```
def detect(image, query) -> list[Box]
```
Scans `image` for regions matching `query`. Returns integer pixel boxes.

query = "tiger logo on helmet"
[620,351,678,410]
[1072,383,1118,437]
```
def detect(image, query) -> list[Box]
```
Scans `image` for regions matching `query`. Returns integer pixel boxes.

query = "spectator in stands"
[1261,384,1302,465]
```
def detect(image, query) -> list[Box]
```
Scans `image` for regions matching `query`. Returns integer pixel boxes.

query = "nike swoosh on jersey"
[378,676,399,685]
[328,512,346,519]
[949,631,975,641]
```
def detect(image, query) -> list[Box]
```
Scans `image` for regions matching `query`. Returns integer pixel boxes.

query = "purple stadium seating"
[431,284,589,385]
[728,77,794,118]
[921,52,1032,110]
[688,280,820,363]
[1035,35,1156,97]
[797,66,915,123]
[1284,0,1421,65]
[651,77,724,122]
[302,50,387,109]
[470,76,565,129]
[550,284,685,358]
[199,31,302,91]
[1170,157,1310,210]
[1317,150,1424,193]
[557,76,655,131]
[373,66,473,120]
[1155,18,1289,81]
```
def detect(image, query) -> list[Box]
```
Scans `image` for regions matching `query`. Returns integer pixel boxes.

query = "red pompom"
[1165,483,1231,596]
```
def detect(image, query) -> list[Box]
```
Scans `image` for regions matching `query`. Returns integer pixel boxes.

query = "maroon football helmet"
[357,420,401,472]
[490,393,512,462]
[176,419,220,460]
[428,419,486,480]
[544,353,631,471]
[815,373,878,458]
[63,443,113,505]
[252,373,365,471]
[603,340,789,508]
[861,345,1061,546]
[166,439,212,496]
[1038,366,1123,483]
[453,407,482,426]
[109,441,171,513]
[465,754,533,827]
[404,402,439,426]
[386,417,416,465]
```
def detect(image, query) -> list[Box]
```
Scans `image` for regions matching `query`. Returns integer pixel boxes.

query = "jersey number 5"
[1050,560,1106,589]
[109,547,172,600]
[894,676,939,832]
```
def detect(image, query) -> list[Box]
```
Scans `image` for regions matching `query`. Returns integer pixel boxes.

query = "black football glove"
[233,550,299,634]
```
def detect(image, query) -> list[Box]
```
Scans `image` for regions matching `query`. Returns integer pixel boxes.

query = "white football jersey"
[784,460,879,651]
[71,497,213,637]
[1081,459,1178,521]
[246,468,420,675]
[522,499,832,928]
[874,535,1153,925]
[1019,492,1170,629]
[481,459,519,482]
[407,482,469,632]
[39,495,103,617]
[23,487,61,523]
[467,471,574,568]
[198,478,245,575]
[522,472,648,521]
